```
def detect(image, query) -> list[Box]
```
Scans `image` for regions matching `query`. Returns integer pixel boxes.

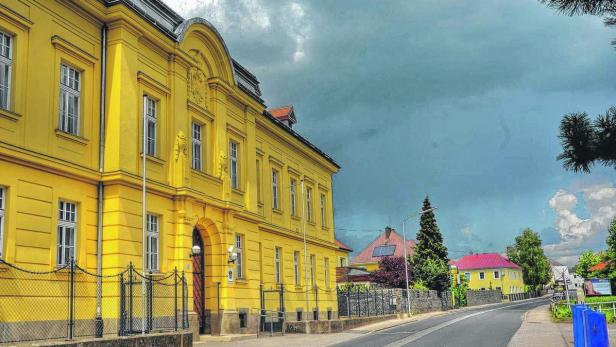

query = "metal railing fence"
[337,287,403,318]
[0,259,188,344]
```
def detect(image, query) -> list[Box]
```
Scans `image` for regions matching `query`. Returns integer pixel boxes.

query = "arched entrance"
[192,227,206,334]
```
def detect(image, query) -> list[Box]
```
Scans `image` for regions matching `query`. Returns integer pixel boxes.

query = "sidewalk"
[508,304,616,347]
[193,310,451,347]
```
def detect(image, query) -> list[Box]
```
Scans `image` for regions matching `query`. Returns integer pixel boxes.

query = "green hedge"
[585,296,616,303]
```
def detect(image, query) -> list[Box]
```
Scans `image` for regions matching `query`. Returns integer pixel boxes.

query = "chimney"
[385,226,392,240]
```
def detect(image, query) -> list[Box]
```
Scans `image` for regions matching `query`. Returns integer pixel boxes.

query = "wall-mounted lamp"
[227,245,238,264]
[189,244,201,258]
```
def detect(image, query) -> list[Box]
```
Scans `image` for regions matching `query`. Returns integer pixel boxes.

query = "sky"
[163,0,616,266]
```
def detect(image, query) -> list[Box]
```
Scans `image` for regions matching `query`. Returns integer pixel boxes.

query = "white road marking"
[379,299,544,347]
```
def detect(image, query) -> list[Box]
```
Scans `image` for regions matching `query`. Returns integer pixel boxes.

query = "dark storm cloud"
[170,0,616,260]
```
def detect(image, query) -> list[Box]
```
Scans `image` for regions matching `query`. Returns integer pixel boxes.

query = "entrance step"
[194,334,258,344]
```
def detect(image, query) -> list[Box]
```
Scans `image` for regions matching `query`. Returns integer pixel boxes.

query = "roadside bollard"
[573,304,588,347]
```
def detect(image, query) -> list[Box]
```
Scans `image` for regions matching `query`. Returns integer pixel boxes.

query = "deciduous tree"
[369,256,411,288]
[574,250,603,278]
[506,228,550,289]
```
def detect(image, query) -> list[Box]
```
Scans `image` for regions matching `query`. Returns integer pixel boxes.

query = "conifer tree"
[411,196,450,292]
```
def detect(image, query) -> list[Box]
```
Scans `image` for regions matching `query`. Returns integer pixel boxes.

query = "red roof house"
[351,227,416,271]
[335,239,353,252]
[589,261,609,272]
[455,253,521,271]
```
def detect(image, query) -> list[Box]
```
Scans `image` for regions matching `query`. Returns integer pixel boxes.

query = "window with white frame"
[275,247,282,284]
[192,122,202,170]
[306,187,313,222]
[294,251,300,286]
[256,160,262,202]
[324,257,330,288]
[146,214,159,271]
[229,141,239,189]
[272,169,279,209]
[0,186,5,258]
[144,96,157,156]
[464,272,471,280]
[340,257,347,267]
[290,178,297,216]
[310,254,315,286]
[236,234,243,279]
[57,201,77,266]
[0,31,12,110]
[59,64,81,135]
[479,272,485,280]
[320,193,326,227]
[493,271,500,279]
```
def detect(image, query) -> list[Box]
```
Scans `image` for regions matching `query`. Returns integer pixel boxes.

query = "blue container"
[573,304,588,347]
[584,310,609,347]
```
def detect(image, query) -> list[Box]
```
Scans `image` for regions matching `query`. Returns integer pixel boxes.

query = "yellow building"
[0,0,341,339]
[454,253,525,294]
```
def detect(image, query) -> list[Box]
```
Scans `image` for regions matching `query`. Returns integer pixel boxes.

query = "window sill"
[257,202,264,208]
[291,215,301,221]
[55,129,88,146]
[321,226,328,231]
[235,278,248,284]
[272,208,283,215]
[232,188,245,195]
[0,108,22,122]
[191,169,222,183]
[140,153,165,165]
[307,221,316,226]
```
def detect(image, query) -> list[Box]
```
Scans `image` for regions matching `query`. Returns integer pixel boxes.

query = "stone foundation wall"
[467,290,502,306]
[33,331,192,347]
[285,314,400,334]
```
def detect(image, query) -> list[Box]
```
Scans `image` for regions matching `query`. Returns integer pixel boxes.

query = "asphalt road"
[331,298,549,347]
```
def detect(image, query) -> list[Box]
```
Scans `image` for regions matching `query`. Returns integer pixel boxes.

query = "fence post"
[345,287,350,317]
[68,258,75,340]
[355,287,359,317]
[147,272,153,331]
[174,267,178,331]
[119,272,125,336]
[129,262,134,333]
[181,271,187,329]
[260,284,264,333]
[280,284,285,335]
[314,285,319,320]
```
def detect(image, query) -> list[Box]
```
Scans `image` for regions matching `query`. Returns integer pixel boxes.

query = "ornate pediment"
[187,50,209,108]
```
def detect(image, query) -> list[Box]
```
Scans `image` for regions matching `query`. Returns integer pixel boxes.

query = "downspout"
[95,23,108,338]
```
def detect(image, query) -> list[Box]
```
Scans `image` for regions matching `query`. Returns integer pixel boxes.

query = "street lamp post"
[401,207,436,315]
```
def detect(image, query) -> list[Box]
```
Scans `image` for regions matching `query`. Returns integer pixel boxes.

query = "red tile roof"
[454,253,521,271]
[268,105,293,121]
[589,261,609,272]
[335,239,353,252]
[351,228,416,265]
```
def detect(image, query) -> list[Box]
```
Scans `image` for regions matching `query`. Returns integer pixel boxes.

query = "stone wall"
[406,289,453,313]
[34,331,192,347]
[285,314,400,334]
[467,290,502,306]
